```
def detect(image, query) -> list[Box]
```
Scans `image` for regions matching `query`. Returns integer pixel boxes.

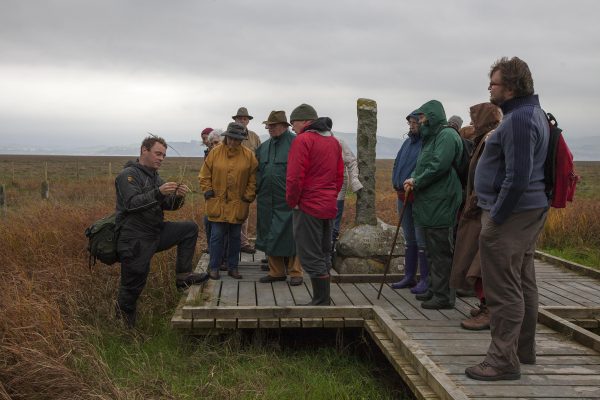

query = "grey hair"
[207,129,223,143]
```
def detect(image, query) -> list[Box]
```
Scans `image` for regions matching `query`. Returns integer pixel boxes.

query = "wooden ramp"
[172,251,600,400]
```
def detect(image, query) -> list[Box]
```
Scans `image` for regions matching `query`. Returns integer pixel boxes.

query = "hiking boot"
[461,307,490,330]
[421,299,454,310]
[228,269,242,279]
[415,291,433,301]
[260,263,269,271]
[259,275,286,283]
[470,302,487,317]
[115,304,136,329]
[240,245,256,254]
[208,270,220,280]
[176,272,209,290]
[219,263,228,271]
[289,276,303,286]
[465,361,520,381]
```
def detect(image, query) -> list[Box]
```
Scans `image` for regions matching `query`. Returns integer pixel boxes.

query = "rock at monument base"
[334,218,405,274]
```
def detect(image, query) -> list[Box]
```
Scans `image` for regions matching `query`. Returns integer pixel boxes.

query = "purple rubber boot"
[410,249,430,294]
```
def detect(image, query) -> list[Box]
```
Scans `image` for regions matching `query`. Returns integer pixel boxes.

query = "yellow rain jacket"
[199,143,258,224]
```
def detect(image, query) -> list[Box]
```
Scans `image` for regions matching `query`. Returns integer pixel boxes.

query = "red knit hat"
[201,127,213,136]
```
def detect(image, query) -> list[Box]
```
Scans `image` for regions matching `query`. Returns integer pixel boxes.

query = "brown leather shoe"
[289,276,303,286]
[240,245,256,254]
[259,275,286,283]
[208,270,220,280]
[465,361,520,381]
[228,269,242,279]
[461,307,490,330]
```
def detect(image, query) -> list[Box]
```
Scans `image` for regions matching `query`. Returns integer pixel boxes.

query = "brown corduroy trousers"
[479,207,548,372]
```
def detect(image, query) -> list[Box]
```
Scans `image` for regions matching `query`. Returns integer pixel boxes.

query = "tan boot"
[461,305,490,330]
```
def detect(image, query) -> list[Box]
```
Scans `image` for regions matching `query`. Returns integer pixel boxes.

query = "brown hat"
[232,107,253,120]
[223,122,248,141]
[262,110,291,126]
[290,103,318,122]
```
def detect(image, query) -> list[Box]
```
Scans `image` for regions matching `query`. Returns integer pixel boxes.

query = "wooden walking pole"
[377,187,411,300]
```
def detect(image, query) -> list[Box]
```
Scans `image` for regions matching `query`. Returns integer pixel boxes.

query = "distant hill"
[2,134,599,160]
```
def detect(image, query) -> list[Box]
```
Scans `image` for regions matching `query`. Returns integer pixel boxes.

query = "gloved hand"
[203,190,215,200]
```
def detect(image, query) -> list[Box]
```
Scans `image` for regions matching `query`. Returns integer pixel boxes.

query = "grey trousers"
[293,209,332,278]
[423,226,456,305]
[480,208,548,371]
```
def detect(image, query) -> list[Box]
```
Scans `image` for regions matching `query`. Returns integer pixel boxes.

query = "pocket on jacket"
[205,198,221,218]
[235,200,250,221]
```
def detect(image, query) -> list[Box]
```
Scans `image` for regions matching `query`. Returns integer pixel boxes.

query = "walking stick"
[377,187,411,300]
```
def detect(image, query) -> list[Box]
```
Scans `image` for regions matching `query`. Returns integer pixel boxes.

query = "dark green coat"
[255,130,296,256]
[412,100,463,228]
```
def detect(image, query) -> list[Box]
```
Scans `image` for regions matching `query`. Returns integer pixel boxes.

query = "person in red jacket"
[286,104,344,305]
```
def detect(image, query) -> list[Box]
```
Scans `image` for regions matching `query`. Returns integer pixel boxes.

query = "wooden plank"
[461,384,600,398]
[371,307,470,400]
[302,318,323,328]
[417,340,596,356]
[189,305,374,319]
[439,361,600,375]
[237,318,258,329]
[542,306,600,319]
[258,319,280,328]
[289,280,312,305]
[344,318,364,328]
[537,285,581,306]
[388,285,448,321]
[280,318,302,328]
[193,318,215,329]
[218,279,238,306]
[255,281,276,306]
[538,308,600,352]
[329,283,353,306]
[547,282,600,304]
[539,281,598,306]
[377,282,428,320]
[215,318,236,329]
[323,317,345,328]
[337,282,371,306]
[354,283,406,319]
[272,281,295,306]
[332,273,404,283]
[237,281,256,306]
[430,354,600,366]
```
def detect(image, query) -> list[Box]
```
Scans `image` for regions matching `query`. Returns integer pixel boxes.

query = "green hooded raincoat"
[412,100,463,228]
[255,129,297,256]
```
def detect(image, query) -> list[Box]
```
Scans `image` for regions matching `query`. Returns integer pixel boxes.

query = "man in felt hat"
[232,106,261,254]
[256,111,303,286]
[286,104,344,305]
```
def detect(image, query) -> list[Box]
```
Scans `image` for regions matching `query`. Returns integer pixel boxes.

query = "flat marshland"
[0,155,598,399]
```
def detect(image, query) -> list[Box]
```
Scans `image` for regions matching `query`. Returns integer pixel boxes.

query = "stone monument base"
[334,218,405,274]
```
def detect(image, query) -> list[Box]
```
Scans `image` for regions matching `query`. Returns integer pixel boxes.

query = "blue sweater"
[474,95,549,224]
[392,133,422,190]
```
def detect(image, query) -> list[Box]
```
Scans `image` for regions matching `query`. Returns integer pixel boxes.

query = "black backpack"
[85,213,119,267]
[443,125,475,188]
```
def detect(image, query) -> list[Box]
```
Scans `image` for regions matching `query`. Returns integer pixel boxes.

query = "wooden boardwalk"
[173,251,600,399]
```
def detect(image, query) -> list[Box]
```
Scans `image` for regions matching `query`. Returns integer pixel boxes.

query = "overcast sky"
[1,0,599,148]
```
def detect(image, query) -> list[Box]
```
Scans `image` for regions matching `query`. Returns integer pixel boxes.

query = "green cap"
[290,103,318,122]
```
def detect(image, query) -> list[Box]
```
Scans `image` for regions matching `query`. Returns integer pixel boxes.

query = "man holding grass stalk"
[114,135,208,328]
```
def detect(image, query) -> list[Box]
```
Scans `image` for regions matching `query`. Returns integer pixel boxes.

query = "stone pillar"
[355,98,377,226]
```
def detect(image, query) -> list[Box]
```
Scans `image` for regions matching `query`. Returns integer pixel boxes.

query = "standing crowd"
[112,56,550,382]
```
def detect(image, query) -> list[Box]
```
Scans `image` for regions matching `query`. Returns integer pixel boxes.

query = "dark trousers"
[332,199,345,241]
[203,215,212,248]
[208,222,241,272]
[293,209,332,278]
[117,221,198,314]
[480,208,548,372]
[423,226,455,305]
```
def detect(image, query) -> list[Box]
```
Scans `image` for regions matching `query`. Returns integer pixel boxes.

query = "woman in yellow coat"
[199,122,258,280]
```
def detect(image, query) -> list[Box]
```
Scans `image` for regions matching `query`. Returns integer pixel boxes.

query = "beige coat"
[242,130,261,152]
[199,142,258,224]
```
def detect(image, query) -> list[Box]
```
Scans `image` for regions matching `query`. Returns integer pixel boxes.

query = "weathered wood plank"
[377,282,428,320]
[453,373,600,386]
[255,281,276,306]
[337,282,370,306]
[258,318,280,328]
[461,384,600,398]
[302,318,323,328]
[237,281,256,306]
[188,305,374,319]
[430,354,600,366]
[272,281,295,306]
[289,281,312,305]
[440,362,600,375]
[323,317,345,328]
[539,281,598,306]
[193,318,215,329]
[354,283,406,319]
[215,318,236,329]
[329,283,353,306]
[279,318,302,328]
[389,286,448,321]
[237,318,258,329]
[538,308,600,352]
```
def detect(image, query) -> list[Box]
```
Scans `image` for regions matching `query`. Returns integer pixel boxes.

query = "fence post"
[41,162,49,200]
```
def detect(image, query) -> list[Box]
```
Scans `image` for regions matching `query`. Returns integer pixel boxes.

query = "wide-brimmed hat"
[262,110,291,126]
[223,122,248,140]
[232,107,253,120]
[290,103,318,122]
